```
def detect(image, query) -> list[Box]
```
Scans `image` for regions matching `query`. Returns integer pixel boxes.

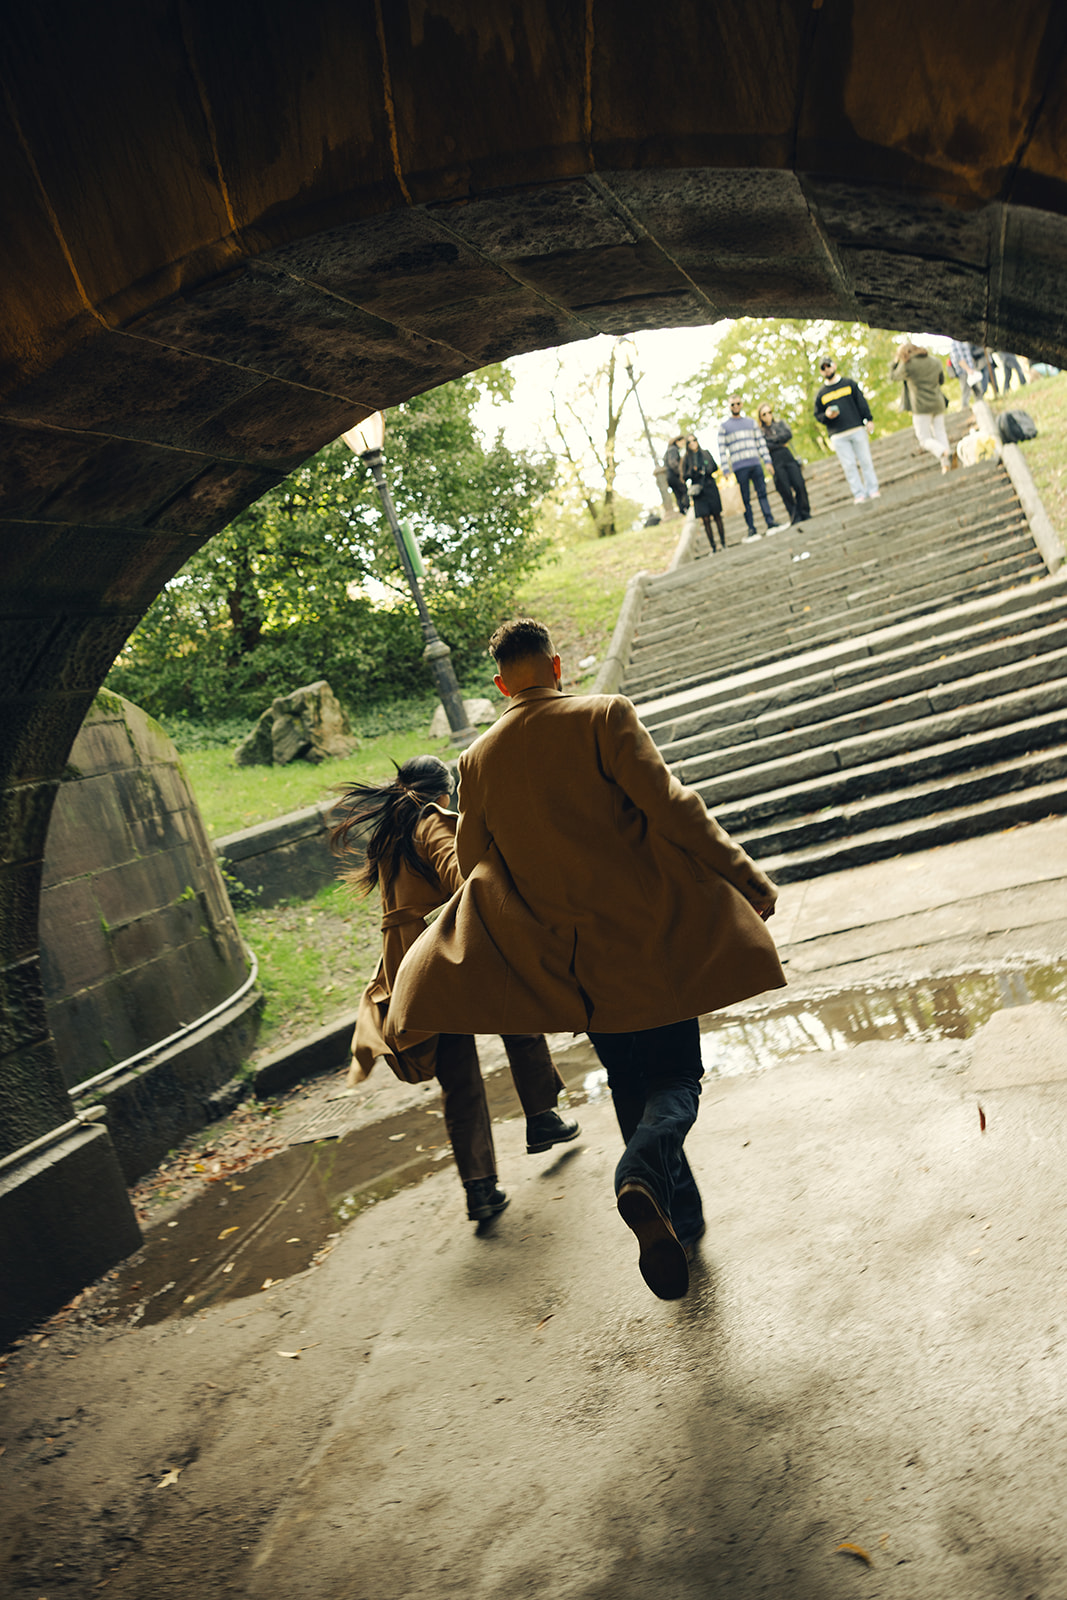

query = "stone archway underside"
[5,1,1067,1327]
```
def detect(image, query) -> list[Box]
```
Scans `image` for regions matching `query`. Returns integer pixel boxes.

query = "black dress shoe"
[525,1108,581,1154]
[465,1178,509,1222]
[617,1180,689,1299]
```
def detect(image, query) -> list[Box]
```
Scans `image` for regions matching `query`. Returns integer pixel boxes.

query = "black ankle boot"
[525,1108,581,1154]
[465,1177,509,1222]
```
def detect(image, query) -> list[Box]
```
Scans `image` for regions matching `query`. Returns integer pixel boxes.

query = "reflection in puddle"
[104,960,1067,1325]
[699,961,1067,1077]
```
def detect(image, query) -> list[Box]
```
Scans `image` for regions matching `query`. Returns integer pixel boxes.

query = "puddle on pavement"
[105,958,1067,1327]
[696,959,1067,1076]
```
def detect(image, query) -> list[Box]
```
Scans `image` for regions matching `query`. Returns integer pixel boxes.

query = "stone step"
[687,683,1067,808]
[614,403,1064,883]
[625,550,1046,698]
[748,767,1067,884]
[659,624,1067,765]
[639,581,1067,735]
[676,465,1017,553]
[650,601,1067,749]
[675,659,1067,789]
[633,510,1030,648]
[691,454,1008,550]
[710,707,1067,838]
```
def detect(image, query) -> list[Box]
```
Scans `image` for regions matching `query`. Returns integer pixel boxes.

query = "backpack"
[998,409,1037,443]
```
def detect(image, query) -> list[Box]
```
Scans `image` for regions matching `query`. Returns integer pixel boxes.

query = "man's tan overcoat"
[388,688,786,1040]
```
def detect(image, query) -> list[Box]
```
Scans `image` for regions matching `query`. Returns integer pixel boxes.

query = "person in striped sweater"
[717,395,780,541]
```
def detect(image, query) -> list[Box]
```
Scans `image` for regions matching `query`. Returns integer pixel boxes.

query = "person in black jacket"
[663,436,689,514]
[813,356,880,502]
[757,404,811,524]
[683,434,726,551]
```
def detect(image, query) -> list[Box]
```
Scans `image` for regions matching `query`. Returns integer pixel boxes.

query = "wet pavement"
[6,815,1067,1600]
[103,955,1067,1327]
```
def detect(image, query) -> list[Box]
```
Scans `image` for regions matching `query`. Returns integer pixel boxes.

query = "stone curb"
[973,397,1065,575]
[592,569,652,695]
[251,1009,359,1099]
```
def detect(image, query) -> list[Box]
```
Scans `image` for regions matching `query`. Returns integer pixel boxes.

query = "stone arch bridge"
[5,0,1067,1333]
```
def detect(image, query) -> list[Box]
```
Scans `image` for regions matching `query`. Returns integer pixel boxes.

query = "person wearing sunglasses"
[813,356,880,503]
[757,403,811,524]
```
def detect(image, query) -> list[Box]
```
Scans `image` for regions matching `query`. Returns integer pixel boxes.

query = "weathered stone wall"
[36,692,260,1180]
[40,691,250,1089]
[215,801,341,909]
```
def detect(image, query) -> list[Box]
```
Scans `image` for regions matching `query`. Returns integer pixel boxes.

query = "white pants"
[912,411,950,462]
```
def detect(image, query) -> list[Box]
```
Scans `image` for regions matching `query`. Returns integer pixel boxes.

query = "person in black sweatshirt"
[813,356,880,503]
[757,404,811,524]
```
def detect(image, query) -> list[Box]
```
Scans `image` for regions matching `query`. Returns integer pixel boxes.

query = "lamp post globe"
[341,413,477,747]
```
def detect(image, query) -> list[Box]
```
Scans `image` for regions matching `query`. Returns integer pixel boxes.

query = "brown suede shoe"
[616,1180,689,1299]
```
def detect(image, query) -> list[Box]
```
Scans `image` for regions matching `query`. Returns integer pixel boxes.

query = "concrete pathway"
[4,820,1067,1598]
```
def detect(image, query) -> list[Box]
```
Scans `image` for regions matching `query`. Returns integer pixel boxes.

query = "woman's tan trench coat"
[389,688,786,1043]
[352,805,461,1083]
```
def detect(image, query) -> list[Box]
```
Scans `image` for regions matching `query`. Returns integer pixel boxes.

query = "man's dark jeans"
[587,1018,705,1246]
[733,462,775,534]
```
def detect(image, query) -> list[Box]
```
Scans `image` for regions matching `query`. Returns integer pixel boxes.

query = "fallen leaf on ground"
[836,1542,872,1566]
[535,1315,554,1331]
[979,1104,987,1132]
[261,1278,276,1289]
[277,1350,302,1359]
[156,1467,183,1488]
[218,1226,239,1239]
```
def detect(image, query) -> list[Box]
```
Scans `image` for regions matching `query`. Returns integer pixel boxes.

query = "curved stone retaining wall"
[39,692,260,1179]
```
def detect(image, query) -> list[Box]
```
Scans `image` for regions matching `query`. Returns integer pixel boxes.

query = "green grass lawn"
[989,369,1067,536]
[182,728,459,838]
[236,878,381,1056]
[514,515,685,690]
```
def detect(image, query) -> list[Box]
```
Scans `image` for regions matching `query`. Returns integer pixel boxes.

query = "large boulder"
[234,708,274,767]
[235,681,356,766]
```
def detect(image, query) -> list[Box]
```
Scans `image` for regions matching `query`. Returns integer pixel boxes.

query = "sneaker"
[743,531,762,542]
[853,494,868,504]
[868,489,881,498]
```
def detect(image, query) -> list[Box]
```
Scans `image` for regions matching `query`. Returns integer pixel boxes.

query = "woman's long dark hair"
[330,755,454,896]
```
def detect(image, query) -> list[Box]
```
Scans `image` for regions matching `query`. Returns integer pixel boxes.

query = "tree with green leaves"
[107,370,555,722]
[672,319,914,461]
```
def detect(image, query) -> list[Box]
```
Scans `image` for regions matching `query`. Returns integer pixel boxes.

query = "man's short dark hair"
[819,357,834,370]
[488,618,555,670]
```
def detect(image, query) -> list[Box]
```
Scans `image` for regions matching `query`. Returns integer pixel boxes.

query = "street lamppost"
[342,412,477,747]
[618,338,674,516]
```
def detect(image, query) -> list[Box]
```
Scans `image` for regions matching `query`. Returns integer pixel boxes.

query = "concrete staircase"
[618,416,1067,882]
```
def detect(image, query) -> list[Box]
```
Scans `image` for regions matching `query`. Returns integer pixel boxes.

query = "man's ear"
[552,654,562,684]
[493,672,511,698]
